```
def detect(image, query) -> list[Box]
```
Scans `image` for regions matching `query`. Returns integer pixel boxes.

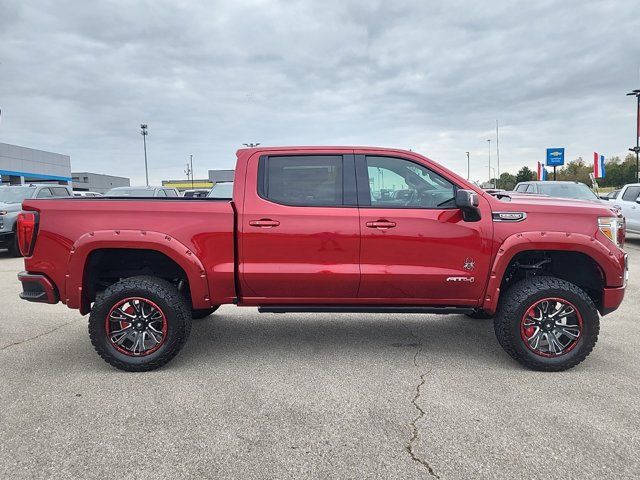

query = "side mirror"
[455,189,481,222]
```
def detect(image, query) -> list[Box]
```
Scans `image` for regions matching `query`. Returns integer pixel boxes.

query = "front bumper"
[17,272,59,304]
[601,253,628,315]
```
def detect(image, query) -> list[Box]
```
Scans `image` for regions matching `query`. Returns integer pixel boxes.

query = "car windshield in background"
[106,189,155,197]
[538,183,598,201]
[207,183,233,199]
[0,186,35,204]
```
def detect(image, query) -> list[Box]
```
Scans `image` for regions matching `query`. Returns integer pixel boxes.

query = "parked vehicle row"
[0,184,73,256]
[15,146,627,373]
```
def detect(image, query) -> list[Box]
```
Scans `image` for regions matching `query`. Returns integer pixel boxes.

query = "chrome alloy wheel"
[105,297,167,356]
[520,298,583,357]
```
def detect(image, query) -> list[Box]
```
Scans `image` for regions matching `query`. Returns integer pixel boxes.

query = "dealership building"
[71,172,130,193]
[0,142,72,185]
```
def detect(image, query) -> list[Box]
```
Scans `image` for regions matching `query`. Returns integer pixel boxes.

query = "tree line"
[495,153,638,191]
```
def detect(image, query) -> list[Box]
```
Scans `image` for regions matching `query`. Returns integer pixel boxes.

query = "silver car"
[0,184,73,256]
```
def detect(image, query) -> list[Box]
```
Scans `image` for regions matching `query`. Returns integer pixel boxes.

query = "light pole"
[140,124,149,186]
[627,89,640,182]
[486,166,496,187]
[487,139,492,187]
[465,151,470,180]
[495,120,500,189]
[243,142,261,148]
[190,154,194,189]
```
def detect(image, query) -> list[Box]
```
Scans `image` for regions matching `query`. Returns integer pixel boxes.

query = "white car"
[613,183,640,234]
[73,191,103,197]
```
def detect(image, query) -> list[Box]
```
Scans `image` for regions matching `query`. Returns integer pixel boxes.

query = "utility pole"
[190,154,194,189]
[140,124,149,186]
[487,139,492,188]
[627,89,640,182]
[465,151,470,180]
[496,120,500,189]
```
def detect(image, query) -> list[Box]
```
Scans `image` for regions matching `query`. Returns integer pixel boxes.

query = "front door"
[239,151,361,299]
[356,153,493,304]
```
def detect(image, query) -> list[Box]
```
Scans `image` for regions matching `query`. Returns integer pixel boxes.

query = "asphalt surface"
[1,238,639,479]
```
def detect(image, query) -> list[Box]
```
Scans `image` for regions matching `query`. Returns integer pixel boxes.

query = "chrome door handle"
[366,220,396,229]
[249,219,280,228]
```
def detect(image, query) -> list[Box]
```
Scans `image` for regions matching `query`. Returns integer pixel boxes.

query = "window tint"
[622,186,640,202]
[260,155,343,206]
[156,189,167,197]
[36,188,53,198]
[51,187,71,197]
[364,156,455,208]
[164,189,178,197]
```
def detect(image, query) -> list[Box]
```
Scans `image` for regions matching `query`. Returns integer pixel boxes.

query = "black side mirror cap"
[455,189,481,222]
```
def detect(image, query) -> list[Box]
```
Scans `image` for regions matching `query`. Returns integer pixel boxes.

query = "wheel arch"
[66,230,211,315]
[482,231,621,315]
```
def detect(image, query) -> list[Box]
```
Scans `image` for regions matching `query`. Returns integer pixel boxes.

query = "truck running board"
[258,306,475,315]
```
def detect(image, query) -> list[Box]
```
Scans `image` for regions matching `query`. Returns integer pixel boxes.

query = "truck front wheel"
[88,276,192,372]
[493,276,599,371]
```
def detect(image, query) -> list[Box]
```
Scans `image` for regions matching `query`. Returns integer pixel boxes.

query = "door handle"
[366,220,396,229]
[249,219,280,228]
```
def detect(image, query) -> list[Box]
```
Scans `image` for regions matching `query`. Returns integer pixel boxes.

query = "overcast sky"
[1,0,639,184]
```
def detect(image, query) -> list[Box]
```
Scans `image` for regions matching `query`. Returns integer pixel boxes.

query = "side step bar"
[258,306,475,315]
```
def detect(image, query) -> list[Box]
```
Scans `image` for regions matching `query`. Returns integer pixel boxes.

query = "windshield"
[0,186,35,204]
[105,188,155,197]
[207,182,233,199]
[538,183,598,201]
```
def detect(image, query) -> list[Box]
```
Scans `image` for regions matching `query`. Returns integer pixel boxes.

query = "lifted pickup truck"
[16,147,628,372]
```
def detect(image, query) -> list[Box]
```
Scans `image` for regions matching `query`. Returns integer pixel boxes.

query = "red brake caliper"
[523,308,536,337]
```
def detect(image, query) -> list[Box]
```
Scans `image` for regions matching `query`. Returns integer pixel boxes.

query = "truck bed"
[21,197,236,313]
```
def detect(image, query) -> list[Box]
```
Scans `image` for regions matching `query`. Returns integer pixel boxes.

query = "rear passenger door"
[239,151,361,299]
[616,186,640,232]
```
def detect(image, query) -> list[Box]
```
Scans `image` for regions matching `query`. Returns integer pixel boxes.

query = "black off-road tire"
[8,233,22,257]
[88,275,192,372]
[493,276,599,371]
[192,306,220,319]
[466,310,493,320]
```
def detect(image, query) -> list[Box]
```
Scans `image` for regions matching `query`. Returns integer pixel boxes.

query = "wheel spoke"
[547,331,565,354]
[557,327,580,340]
[106,297,166,356]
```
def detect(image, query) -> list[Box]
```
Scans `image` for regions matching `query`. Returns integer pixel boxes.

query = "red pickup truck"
[16,147,627,372]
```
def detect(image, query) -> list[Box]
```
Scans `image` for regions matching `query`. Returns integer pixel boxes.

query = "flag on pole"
[593,152,606,178]
[537,161,547,181]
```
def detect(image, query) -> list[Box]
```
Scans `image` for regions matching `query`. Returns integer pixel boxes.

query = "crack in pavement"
[402,324,440,478]
[1,318,81,351]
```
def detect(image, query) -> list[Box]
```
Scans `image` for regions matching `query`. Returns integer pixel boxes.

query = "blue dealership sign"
[546,148,565,167]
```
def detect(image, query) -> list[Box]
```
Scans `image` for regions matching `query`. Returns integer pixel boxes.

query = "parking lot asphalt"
[1,238,639,480]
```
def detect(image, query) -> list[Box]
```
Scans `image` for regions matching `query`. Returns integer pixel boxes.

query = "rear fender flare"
[66,230,210,314]
[481,231,623,314]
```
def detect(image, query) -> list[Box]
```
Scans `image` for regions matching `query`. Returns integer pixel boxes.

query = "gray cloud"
[1,0,639,184]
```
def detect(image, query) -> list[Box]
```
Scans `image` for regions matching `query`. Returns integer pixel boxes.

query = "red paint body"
[19,147,627,316]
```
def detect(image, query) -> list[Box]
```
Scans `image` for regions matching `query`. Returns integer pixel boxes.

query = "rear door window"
[36,188,53,198]
[621,186,640,202]
[259,155,344,206]
[51,187,71,197]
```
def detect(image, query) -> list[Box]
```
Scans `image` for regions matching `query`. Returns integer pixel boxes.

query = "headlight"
[598,216,625,248]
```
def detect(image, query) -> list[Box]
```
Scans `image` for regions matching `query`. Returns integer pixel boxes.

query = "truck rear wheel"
[493,276,599,371]
[88,276,192,372]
